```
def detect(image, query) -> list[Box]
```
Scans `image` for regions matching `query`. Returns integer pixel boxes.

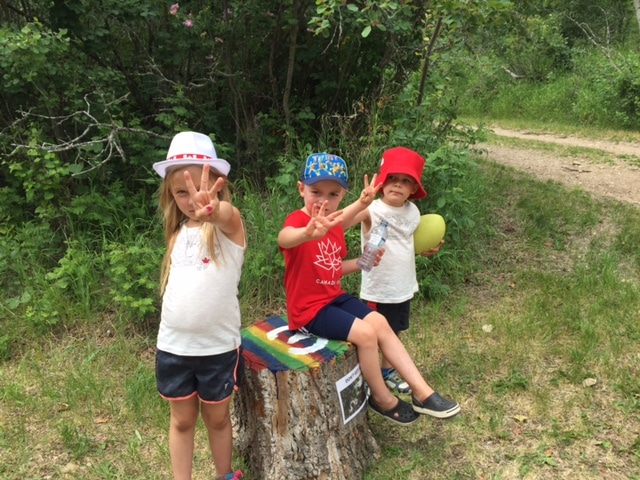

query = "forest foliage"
[1,0,639,357]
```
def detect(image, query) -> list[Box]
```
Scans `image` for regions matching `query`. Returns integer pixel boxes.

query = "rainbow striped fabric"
[241,316,350,372]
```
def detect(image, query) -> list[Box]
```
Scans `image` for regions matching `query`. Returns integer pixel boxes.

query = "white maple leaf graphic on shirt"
[314,239,342,276]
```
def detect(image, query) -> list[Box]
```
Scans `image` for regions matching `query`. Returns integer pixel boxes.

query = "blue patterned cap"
[301,153,349,189]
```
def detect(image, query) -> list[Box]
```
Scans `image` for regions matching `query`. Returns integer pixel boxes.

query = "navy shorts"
[301,293,374,341]
[366,299,411,334]
[156,347,243,403]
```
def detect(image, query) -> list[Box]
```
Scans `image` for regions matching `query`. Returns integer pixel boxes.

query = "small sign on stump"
[233,316,379,480]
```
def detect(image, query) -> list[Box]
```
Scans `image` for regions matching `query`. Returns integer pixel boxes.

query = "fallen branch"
[501,65,526,79]
[561,166,592,173]
[7,93,166,176]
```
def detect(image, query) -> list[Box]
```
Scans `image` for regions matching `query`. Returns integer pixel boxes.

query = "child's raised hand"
[184,164,224,221]
[358,173,382,206]
[304,200,343,239]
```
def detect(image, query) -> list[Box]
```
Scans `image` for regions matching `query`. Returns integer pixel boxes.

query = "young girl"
[153,131,245,480]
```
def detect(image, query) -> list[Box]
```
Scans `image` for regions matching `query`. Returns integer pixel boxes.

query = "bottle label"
[370,233,384,247]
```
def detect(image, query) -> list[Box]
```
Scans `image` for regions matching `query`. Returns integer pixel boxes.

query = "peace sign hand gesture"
[358,173,382,207]
[184,164,225,222]
[340,173,383,229]
[303,200,343,239]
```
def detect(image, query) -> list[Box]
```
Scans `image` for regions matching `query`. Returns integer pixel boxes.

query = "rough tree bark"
[233,335,379,480]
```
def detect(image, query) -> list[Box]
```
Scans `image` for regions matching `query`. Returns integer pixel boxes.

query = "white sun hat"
[152,131,231,178]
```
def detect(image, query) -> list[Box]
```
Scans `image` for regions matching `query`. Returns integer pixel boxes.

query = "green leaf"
[361,25,372,38]
[68,164,84,174]
[6,297,21,309]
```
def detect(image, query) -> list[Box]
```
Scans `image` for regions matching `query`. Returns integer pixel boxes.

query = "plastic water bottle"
[357,220,389,272]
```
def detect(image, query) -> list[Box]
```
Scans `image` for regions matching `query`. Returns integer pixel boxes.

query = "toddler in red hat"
[348,146,458,418]
[374,146,428,200]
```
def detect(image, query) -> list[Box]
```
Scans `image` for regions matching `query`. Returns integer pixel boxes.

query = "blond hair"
[157,165,232,293]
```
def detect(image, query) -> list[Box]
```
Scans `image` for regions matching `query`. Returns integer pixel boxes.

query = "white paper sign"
[336,364,368,425]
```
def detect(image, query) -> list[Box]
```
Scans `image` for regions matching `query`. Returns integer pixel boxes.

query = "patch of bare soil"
[480,127,640,207]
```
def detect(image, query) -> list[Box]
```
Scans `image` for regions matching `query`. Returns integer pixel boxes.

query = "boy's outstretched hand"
[304,200,343,239]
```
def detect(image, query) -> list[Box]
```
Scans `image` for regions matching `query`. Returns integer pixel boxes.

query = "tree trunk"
[417,15,443,107]
[233,316,379,480]
[634,0,640,35]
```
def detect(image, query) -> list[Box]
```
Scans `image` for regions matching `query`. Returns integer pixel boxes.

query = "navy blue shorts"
[156,348,243,403]
[301,293,374,341]
[366,299,411,334]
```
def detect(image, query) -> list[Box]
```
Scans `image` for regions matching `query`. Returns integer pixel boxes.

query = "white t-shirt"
[157,223,245,356]
[359,199,420,304]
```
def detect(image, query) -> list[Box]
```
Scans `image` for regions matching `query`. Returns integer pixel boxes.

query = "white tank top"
[157,224,245,356]
[359,199,419,303]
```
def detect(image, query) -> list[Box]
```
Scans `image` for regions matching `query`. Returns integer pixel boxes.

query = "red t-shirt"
[280,209,347,330]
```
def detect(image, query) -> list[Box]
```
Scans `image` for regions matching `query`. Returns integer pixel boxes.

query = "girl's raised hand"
[184,164,224,221]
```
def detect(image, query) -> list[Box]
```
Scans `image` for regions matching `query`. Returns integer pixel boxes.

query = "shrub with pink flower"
[169,3,194,28]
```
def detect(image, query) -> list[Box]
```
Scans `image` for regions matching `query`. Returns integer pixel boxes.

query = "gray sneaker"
[383,369,411,394]
[412,392,460,419]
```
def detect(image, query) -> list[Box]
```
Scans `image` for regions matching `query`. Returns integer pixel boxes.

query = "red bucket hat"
[375,147,427,200]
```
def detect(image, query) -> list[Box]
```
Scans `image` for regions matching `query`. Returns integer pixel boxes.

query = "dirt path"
[480,127,640,207]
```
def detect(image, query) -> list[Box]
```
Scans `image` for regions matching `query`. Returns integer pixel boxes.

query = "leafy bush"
[502,14,572,81]
[45,240,109,319]
[567,48,640,129]
[106,240,163,325]
[455,45,640,130]
[0,0,585,355]
[234,175,291,319]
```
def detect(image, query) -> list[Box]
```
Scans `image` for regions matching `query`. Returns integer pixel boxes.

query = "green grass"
[463,116,640,145]
[464,118,640,170]
[455,48,640,134]
[365,159,640,479]
[487,133,620,164]
[2,144,640,479]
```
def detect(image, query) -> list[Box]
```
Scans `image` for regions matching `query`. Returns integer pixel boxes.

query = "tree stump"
[233,316,379,480]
